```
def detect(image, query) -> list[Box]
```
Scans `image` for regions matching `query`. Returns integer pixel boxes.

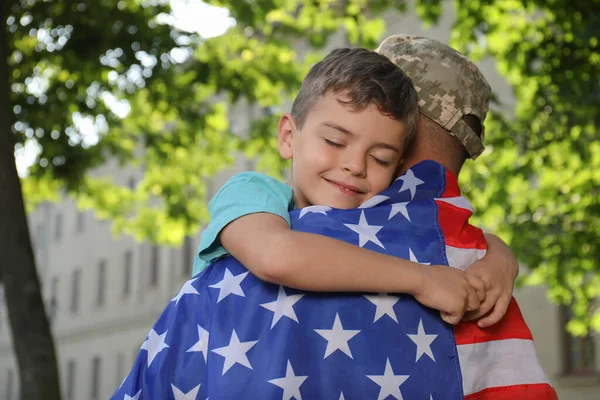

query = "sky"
[169,0,235,37]
[15,0,234,176]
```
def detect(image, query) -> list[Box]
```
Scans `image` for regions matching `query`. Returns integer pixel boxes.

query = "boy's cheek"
[312,145,337,168]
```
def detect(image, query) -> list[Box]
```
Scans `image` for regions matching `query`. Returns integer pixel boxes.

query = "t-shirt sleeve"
[193,172,294,275]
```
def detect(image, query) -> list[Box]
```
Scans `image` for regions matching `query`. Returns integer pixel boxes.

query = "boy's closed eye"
[324,138,344,148]
[370,149,398,168]
[324,138,395,167]
[371,156,392,167]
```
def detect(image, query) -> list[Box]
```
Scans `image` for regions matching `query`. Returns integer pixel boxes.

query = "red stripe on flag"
[437,167,557,400]
[454,298,533,345]
[436,200,487,250]
[464,383,558,400]
[443,169,461,197]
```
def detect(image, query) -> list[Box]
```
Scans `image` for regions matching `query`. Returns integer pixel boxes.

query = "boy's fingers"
[463,292,497,321]
[466,274,486,302]
[441,311,461,325]
[476,286,486,303]
[465,287,481,312]
[478,295,511,328]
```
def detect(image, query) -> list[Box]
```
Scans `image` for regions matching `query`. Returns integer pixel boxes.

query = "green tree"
[444,0,600,335]
[76,0,600,333]
[1,0,403,396]
[1,0,181,397]
[2,0,599,395]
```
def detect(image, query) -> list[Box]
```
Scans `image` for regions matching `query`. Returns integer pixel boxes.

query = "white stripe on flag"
[458,338,549,396]
[446,246,486,271]
[436,196,474,212]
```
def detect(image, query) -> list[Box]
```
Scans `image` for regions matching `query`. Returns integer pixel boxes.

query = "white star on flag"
[409,248,430,265]
[407,318,438,362]
[172,383,201,400]
[186,324,210,363]
[389,202,410,222]
[397,169,424,199]
[260,286,304,329]
[268,360,308,400]
[299,205,332,218]
[359,195,390,209]
[314,313,361,359]
[171,278,200,305]
[343,210,385,249]
[364,293,400,323]
[211,330,258,375]
[123,390,141,400]
[367,358,410,400]
[208,268,249,303]
[141,329,169,367]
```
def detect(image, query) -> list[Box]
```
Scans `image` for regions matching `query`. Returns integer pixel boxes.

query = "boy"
[194,48,512,325]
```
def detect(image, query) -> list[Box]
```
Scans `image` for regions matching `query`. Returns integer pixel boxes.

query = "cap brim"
[449,118,485,159]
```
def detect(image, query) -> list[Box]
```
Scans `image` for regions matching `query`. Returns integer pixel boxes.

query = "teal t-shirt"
[192,172,295,277]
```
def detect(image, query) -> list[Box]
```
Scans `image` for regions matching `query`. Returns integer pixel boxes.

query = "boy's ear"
[277,113,295,160]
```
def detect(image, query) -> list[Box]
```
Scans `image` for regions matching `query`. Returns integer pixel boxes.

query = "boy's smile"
[278,90,408,209]
[323,178,366,196]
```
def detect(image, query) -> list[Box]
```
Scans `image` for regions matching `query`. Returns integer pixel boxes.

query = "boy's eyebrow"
[322,121,355,136]
[321,121,401,153]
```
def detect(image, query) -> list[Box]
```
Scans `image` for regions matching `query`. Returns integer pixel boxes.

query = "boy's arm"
[463,233,519,327]
[220,212,486,325]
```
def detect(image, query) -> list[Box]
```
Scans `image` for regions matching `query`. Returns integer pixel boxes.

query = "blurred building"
[0,2,598,399]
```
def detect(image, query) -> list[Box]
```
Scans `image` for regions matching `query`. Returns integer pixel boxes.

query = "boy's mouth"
[324,178,365,196]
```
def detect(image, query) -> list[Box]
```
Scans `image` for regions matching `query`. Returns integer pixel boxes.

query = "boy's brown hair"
[291,48,419,144]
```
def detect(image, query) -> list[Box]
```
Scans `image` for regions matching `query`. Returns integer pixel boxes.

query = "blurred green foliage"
[5,0,599,332]
[447,0,600,335]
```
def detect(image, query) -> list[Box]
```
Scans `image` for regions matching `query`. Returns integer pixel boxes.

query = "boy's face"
[278,91,407,209]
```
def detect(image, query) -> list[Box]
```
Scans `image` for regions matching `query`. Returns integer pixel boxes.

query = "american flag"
[112,160,557,400]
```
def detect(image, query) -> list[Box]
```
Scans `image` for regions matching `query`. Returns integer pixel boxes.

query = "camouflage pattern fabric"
[376,34,492,159]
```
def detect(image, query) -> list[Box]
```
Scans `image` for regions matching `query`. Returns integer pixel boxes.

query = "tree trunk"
[0,4,62,399]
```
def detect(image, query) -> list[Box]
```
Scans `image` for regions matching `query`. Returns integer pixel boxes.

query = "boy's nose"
[341,155,367,177]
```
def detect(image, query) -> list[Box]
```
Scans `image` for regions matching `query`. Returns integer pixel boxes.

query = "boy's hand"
[463,234,519,327]
[413,266,486,325]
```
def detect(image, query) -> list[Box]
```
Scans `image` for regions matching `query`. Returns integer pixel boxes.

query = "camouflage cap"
[375,34,492,159]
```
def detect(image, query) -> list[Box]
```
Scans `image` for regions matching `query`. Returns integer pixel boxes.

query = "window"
[49,276,58,321]
[54,212,63,242]
[5,369,13,400]
[123,250,132,298]
[150,245,160,287]
[96,260,106,306]
[70,269,81,313]
[65,360,76,400]
[562,306,596,375]
[182,236,193,276]
[90,356,101,400]
[75,211,84,233]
